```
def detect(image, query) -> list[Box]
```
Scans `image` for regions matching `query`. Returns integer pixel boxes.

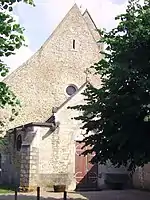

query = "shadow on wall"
[75,142,98,191]
[75,162,131,191]
[76,165,98,191]
[42,122,60,140]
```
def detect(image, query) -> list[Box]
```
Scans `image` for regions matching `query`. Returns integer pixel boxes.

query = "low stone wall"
[133,163,150,190]
[38,173,74,188]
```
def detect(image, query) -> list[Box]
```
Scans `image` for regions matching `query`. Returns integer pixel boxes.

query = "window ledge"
[71,49,77,52]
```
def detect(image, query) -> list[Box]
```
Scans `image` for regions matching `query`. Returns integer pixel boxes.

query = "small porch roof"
[8,122,55,133]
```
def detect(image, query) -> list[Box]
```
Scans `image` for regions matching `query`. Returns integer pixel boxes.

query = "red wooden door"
[75,142,97,190]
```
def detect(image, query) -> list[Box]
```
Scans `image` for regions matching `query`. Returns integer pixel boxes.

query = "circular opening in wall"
[66,84,78,96]
[16,135,22,151]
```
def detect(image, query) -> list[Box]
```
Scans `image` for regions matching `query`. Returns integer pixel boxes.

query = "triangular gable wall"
[4,4,102,130]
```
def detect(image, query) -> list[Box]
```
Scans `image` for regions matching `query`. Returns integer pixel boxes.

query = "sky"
[4,0,129,73]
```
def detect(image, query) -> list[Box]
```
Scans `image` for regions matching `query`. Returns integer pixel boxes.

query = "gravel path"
[0,189,150,200]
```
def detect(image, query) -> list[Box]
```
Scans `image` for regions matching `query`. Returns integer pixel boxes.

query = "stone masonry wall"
[20,145,30,188]
[1,130,26,186]
[19,127,39,191]
[35,86,86,191]
[37,127,75,190]
[29,147,39,187]
[20,145,39,191]
[2,5,102,189]
[133,163,150,190]
[4,4,102,130]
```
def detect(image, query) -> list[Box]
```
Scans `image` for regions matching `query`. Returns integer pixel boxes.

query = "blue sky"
[5,0,128,72]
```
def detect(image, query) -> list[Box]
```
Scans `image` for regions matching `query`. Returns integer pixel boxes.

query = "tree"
[0,0,34,127]
[70,0,150,171]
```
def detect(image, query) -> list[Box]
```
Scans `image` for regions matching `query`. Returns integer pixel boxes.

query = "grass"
[0,185,15,194]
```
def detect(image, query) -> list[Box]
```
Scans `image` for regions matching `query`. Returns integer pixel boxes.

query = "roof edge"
[46,82,87,122]
[4,4,81,82]
[8,122,56,133]
[8,82,88,132]
[82,9,98,30]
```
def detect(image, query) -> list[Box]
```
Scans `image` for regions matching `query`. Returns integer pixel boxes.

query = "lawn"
[0,185,15,194]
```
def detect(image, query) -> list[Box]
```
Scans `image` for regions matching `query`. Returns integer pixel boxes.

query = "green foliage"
[70,0,150,171]
[0,0,34,128]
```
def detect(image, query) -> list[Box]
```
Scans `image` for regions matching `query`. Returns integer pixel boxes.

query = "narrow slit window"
[73,39,75,49]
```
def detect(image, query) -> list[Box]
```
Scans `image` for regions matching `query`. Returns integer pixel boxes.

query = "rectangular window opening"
[73,39,75,49]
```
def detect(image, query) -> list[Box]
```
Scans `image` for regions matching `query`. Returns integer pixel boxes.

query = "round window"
[66,85,78,96]
[16,135,22,151]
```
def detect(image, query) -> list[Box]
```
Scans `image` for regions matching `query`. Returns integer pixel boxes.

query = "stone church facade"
[1,4,103,191]
[1,4,147,191]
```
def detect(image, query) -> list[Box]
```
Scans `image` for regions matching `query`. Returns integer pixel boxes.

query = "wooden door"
[75,142,97,190]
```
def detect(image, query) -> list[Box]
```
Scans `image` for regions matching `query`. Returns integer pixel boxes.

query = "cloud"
[110,0,127,5]
[76,0,128,30]
[38,0,128,31]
